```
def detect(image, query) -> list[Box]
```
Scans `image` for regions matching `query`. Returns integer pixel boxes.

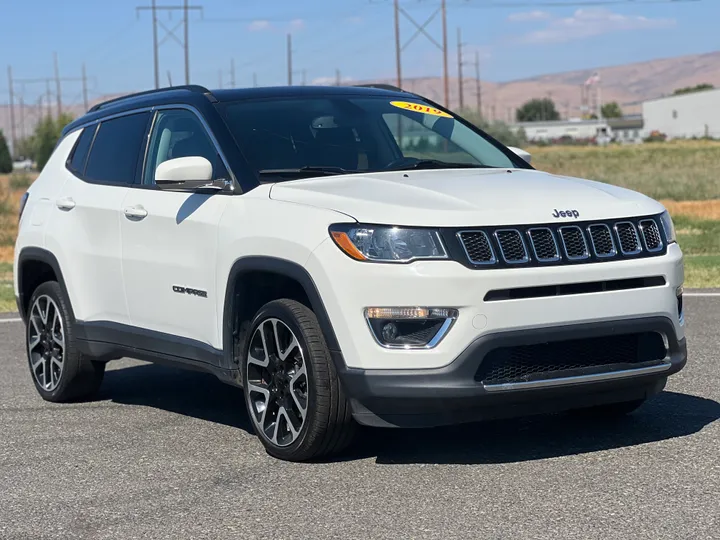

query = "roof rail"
[88,84,213,112]
[352,83,408,93]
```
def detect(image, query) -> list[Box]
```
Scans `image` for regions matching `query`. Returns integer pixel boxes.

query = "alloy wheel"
[246,318,309,447]
[28,295,65,392]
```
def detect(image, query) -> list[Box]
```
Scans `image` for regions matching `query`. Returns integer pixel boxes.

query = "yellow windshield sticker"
[390,101,452,118]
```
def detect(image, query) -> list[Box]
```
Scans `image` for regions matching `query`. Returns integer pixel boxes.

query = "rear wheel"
[242,299,356,461]
[26,281,105,402]
[571,398,646,418]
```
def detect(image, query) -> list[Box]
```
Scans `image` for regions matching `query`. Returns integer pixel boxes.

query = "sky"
[0,0,718,105]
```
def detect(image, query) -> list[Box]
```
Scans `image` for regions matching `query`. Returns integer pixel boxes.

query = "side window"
[143,109,223,185]
[84,112,151,185]
[66,125,97,176]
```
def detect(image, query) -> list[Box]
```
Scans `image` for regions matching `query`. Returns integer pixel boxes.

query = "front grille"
[559,226,589,260]
[475,332,667,385]
[639,219,663,252]
[616,222,641,254]
[588,224,616,257]
[453,214,667,269]
[458,231,495,264]
[528,228,559,261]
[495,230,528,263]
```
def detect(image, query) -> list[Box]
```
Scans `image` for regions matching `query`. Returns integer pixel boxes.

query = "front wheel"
[242,299,356,461]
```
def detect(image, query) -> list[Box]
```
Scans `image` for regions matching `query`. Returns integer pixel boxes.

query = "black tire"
[242,299,356,461]
[26,281,105,402]
[570,398,646,418]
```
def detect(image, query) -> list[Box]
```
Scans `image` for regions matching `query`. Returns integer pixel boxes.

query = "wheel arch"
[222,257,342,371]
[17,248,73,323]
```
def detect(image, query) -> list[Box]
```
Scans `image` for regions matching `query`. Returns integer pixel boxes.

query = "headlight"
[659,210,677,244]
[329,224,447,262]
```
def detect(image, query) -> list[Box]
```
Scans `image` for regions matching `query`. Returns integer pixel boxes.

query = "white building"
[642,88,720,139]
[511,119,610,143]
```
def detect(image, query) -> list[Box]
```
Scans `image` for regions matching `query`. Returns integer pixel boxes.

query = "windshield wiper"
[258,166,361,178]
[386,159,491,171]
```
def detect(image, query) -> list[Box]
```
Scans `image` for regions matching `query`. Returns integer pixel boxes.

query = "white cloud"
[248,20,271,32]
[508,11,551,22]
[521,8,675,44]
[345,16,363,24]
[289,18,305,31]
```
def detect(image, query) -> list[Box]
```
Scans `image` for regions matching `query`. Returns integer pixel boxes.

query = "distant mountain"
[371,51,720,121]
[2,51,720,153]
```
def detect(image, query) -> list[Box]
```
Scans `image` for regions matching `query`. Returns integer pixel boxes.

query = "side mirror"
[507,146,532,165]
[155,156,220,190]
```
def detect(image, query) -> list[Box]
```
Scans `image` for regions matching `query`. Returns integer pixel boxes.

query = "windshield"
[219,95,523,180]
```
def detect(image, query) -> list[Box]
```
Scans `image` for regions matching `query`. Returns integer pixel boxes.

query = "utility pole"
[253,72,257,88]
[81,63,89,112]
[287,33,293,86]
[152,0,159,88]
[19,96,25,141]
[457,27,464,110]
[54,52,62,118]
[167,70,173,86]
[394,0,401,89]
[7,66,16,158]
[183,0,190,84]
[136,0,203,89]
[441,0,449,108]
[46,79,52,118]
[230,58,236,88]
[336,68,341,86]
[475,51,482,117]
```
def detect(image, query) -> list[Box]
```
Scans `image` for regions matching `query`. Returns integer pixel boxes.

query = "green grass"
[684,256,720,288]
[674,216,720,288]
[0,262,13,312]
[530,141,720,201]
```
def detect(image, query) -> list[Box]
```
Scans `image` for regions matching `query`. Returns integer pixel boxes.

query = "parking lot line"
[0,318,22,323]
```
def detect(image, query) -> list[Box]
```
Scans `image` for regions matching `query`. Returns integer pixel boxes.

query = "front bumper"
[338,316,686,428]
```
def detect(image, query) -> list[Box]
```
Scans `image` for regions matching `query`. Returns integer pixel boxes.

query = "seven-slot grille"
[455,216,665,268]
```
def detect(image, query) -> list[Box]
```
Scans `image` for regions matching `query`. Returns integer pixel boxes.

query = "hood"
[269,168,664,227]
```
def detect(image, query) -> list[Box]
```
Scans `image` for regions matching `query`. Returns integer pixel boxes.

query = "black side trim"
[75,321,222,365]
[16,248,72,323]
[222,257,342,369]
[484,276,666,302]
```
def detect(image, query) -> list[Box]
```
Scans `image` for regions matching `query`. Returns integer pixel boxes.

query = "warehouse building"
[511,119,610,143]
[642,88,720,139]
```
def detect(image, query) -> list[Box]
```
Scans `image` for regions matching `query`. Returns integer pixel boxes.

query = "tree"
[0,130,12,173]
[673,83,714,96]
[516,98,560,122]
[34,113,74,170]
[601,102,623,118]
[14,136,37,161]
[461,110,528,148]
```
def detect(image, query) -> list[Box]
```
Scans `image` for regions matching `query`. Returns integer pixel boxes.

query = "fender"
[16,247,73,323]
[222,256,343,370]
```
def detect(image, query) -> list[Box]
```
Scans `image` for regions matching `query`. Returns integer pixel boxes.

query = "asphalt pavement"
[0,297,718,540]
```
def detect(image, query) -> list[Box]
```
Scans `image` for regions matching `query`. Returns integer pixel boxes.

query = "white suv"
[14,84,687,461]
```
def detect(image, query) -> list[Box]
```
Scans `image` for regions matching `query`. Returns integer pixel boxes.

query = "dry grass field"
[1,143,719,311]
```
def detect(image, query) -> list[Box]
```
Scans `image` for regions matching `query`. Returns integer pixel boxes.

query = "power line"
[136,1,204,88]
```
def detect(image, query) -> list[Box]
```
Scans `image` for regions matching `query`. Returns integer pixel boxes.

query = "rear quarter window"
[66,125,97,176]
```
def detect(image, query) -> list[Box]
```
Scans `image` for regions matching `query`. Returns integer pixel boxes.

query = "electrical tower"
[136,0,204,89]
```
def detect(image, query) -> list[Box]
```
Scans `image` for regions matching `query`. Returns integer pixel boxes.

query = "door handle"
[123,205,148,220]
[56,197,76,211]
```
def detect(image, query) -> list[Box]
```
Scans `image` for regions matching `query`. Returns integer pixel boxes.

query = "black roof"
[62,84,412,136]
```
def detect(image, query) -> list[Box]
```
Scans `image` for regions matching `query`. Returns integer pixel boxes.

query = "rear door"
[120,107,230,350]
[47,112,151,324]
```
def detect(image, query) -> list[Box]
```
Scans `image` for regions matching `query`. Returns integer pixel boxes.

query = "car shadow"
[98,363,719,465]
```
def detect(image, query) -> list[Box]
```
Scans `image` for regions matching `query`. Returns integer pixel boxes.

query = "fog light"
[365,307,458,349]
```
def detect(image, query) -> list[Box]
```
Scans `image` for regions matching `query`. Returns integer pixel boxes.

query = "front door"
[120,108,230,352]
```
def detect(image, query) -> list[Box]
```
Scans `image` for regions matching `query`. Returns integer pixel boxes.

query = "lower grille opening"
[476,332,667,385]
[484,276,666,302]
